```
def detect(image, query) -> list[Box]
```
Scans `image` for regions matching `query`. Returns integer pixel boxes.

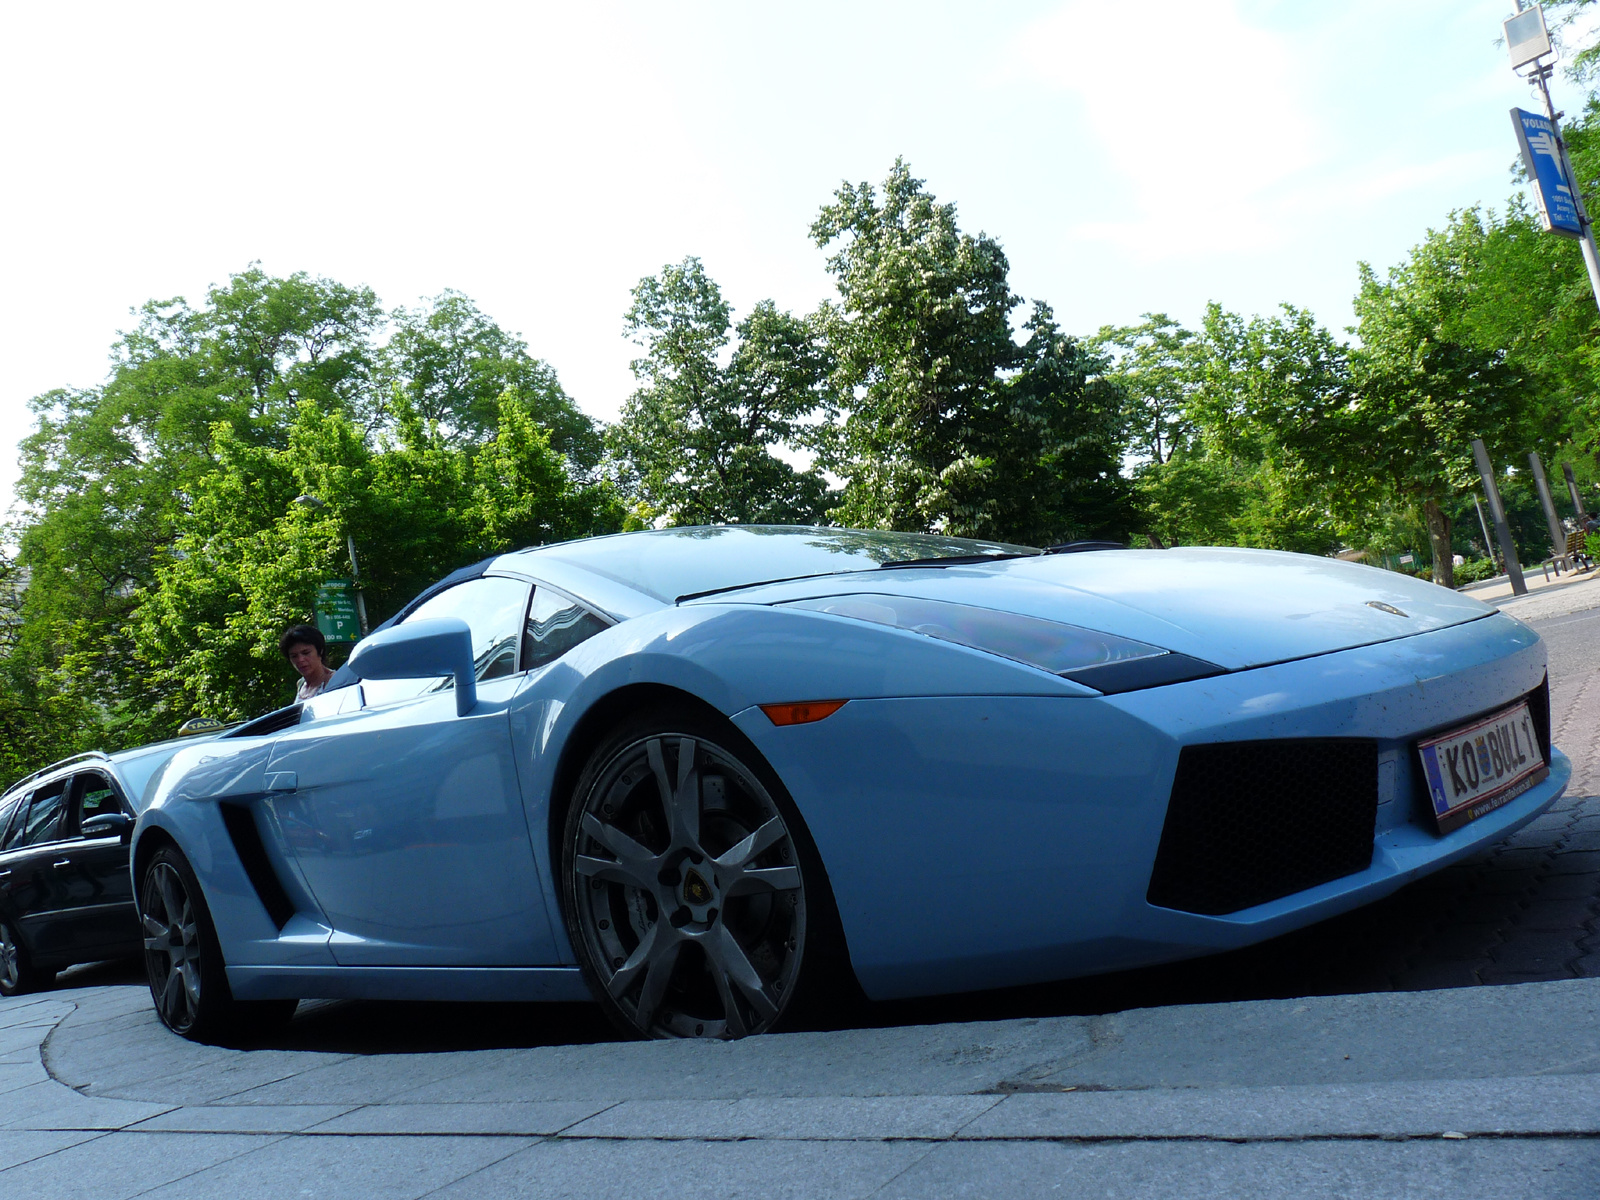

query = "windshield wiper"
[878,552,1041,569]
[675,570,864,604]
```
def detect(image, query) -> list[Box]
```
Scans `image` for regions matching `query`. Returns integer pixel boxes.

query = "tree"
[1091,315,1199,467]
[1345,238,1540,586]
[385,291,603,471]
[12,267,608,756]
[132,395,622,724]
[811,159,1135,544]
[608,259,831,526]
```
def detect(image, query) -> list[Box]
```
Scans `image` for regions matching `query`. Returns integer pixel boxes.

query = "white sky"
[0,0,1591,518]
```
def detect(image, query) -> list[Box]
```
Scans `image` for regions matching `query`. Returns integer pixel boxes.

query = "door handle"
[0,869,11,878]
[265,772,298,792]
[53,859,71,869]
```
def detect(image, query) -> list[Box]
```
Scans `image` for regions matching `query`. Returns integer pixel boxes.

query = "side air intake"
[219,803,296,929]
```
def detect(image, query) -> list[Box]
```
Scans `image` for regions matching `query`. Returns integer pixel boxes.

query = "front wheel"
[561,711,848,1039]
[139,844,294,1042]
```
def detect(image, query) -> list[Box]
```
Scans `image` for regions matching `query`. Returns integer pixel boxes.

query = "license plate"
[1416,700,1547,834]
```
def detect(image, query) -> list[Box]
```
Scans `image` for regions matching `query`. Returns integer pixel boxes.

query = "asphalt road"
[50,605,1600,1052]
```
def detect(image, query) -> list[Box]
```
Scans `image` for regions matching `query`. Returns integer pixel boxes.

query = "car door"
[0,779,73,963]
[46,771,137,958]
[265,575,554,966]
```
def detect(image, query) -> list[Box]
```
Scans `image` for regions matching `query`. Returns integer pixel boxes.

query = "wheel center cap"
[683,868,713,906]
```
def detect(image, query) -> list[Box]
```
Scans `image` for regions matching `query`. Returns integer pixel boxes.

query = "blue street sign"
[1512,108,1584,238]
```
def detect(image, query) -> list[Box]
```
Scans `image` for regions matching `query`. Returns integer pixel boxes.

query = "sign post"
[1562,461,1588,519]
[1528,451,1570,568]
[1473,439,1528,595]
[1506,4,1600,312]
[314,579,363,643]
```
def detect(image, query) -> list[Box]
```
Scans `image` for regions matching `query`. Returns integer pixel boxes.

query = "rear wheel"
[561,709,851,1039]
[0,919,51,998]
[139,845,295,1041]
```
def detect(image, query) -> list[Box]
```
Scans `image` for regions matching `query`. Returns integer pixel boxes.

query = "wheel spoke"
[726,866,801,895]
[141,914,166,939]
[714,817,786,871]
[631,934,682,1032]
[156,870,181,924]
[580,813,654,864]
[574,854,652,889]
[671,738,700,845]
[708,924,779,1024]
[160,968,184,1021]
[711,968,749,1039]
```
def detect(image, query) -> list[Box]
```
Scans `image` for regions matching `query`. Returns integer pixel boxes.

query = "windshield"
[531,526,1039,603]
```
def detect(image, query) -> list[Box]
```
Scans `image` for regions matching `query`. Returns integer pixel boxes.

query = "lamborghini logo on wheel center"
[683,869,712,905]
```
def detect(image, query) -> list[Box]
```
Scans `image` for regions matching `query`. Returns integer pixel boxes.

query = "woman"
[280,624,335,701]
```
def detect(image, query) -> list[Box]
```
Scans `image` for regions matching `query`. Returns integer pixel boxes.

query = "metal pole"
[1529,452,1569,571]
[346,533,370,637]
[1562,461,1588,518]
[1473,439,1528,595]
[1474,496,1497,566]
[1527,60,1600,312]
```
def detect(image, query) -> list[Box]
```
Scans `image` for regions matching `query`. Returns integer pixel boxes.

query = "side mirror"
[345,618,478,717]
[82,812,134,843]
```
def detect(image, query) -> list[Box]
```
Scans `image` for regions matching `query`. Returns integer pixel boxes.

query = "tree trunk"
[1424,496,1454,588]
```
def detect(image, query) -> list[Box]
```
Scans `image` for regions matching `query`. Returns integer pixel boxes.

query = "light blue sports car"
[132,526,1566,1041]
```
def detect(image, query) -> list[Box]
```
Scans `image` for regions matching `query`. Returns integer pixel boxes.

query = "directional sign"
[1512,108,1584,238]
[314,578,362,642]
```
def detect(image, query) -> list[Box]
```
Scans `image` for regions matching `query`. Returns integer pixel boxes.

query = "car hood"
[695,547,1499,672]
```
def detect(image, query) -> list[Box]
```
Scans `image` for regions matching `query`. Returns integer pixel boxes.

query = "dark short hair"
[279,624,327,662]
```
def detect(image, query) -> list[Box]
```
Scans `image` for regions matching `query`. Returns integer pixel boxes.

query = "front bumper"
[733,612,1563,1000]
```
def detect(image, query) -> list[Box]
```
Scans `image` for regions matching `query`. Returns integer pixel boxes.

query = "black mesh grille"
[1527,676,1551,763]
[1147,738,1379,916]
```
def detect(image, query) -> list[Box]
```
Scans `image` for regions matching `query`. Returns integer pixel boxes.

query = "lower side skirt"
[227,964,592,1003]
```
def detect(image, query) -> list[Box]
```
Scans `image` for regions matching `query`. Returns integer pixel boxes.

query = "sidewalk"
[1,979,1596,1198]
[1461,562,1600,620]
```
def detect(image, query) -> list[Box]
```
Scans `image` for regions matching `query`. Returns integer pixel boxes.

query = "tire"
[0,918,51,998]
[561,706,856,1040]
[139,845,296,1042]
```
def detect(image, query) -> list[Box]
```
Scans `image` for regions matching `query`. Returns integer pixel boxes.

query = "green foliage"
[132,395,621,725]
[385,291,603,471]
[1454,558,1499,585]
[8,267,617,762]
[812,159,1135,544]
[608,259,831,526]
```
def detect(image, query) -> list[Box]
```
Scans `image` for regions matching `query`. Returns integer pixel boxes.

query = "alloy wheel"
[141,861,202,1032]
[0,923,20,994]
[569,733,807,1039]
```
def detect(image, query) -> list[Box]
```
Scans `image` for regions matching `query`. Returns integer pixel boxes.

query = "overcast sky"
[0,0,1591,519]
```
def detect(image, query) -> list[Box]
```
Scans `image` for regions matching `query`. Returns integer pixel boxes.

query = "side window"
[523,586,609,672]
[73,772,124,838]
[18,779,68,847]
[361,576,532,707]
[0,793,26,852]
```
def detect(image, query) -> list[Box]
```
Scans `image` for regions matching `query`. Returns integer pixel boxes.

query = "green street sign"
[314,578,362,642]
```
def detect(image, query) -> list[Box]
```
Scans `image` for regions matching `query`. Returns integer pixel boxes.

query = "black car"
[0,752,145,996]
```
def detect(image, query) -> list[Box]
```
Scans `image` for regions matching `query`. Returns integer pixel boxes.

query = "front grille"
[1147,739,1379,916]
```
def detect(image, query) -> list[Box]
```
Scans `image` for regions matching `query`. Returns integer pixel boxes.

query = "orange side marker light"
[761,700,848,727]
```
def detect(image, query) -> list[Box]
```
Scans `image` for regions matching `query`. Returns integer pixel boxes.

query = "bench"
[1539,528,1595,580]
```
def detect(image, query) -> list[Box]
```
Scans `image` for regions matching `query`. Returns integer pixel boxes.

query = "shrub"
[1454,558,1499,585]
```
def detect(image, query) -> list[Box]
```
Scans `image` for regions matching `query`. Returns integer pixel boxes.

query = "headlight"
[779,594,1223,694]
